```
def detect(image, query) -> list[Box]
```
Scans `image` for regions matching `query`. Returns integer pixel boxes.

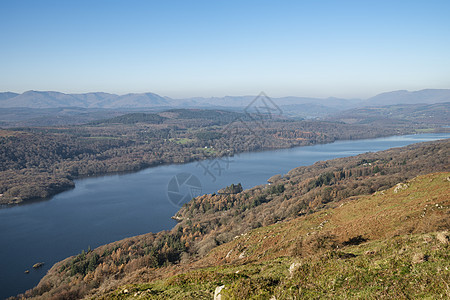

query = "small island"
[32,262,44,269]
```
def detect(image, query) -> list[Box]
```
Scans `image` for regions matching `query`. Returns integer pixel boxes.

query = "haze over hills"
[365,89,450,106]
[327,102,450,127]
[0,90,356,110]
[1,89,449,110]
[0,91,170,109]
[0,92,19,101]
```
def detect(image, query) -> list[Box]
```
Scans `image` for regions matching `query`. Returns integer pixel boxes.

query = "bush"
[292,232,337,257]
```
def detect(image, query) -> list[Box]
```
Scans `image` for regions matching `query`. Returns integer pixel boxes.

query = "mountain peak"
[366,89,450,106]
[1,89,449,109]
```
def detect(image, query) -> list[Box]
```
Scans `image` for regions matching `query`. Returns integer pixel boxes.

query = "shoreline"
[3,133,449,299]
[3,129,446,208]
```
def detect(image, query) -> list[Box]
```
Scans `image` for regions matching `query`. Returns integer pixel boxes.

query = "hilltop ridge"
[1,89,449,110]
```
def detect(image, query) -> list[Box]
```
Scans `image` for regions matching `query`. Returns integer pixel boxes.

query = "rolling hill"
[327,102,450,127]
[101,172,449,299]
[18,139,450,299]
[1,89,449,111]
[365,89,450,106]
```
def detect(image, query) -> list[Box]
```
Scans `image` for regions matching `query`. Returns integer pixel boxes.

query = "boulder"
[214,285,225,300]
[436,231,449,244]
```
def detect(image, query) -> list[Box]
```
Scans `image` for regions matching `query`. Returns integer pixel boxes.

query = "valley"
[10,136,449,299]
[3,1,450,299]
[0,108,415,205]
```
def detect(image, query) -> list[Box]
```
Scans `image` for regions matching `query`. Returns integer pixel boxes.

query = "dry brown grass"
[201,172,449,265]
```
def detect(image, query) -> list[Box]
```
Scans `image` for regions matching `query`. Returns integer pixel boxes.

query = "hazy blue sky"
[1,0,449,98]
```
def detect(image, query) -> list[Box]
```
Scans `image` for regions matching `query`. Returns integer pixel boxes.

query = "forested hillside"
[17,139,449,299]
[0,109,404,205]
[102,172,449,299]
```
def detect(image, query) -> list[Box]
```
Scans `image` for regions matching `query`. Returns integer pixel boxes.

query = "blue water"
[0,133,448,299]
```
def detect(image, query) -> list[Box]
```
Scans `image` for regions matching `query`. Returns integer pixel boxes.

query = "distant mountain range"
[0,91,170,109]
[364,89,450,106]
[1,89,449,110]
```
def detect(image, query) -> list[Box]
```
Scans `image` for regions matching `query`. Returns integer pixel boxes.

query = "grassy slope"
[102,172,450,299]
[20,140,449,300]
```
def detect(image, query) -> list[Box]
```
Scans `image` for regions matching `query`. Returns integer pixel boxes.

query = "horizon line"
[2,88,450,101]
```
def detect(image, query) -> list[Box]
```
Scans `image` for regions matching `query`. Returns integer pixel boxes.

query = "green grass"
[198,147,217,155]
[277,234,449,299]
[86,136,121,140]
[96,172,449,299]
[415,128,436,133]
[102,233,449,299]
[169,138,195,144]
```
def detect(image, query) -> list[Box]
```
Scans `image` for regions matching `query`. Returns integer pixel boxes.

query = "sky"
[1,0,450,99]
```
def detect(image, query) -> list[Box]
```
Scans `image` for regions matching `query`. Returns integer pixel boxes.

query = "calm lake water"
[0,133,449,299]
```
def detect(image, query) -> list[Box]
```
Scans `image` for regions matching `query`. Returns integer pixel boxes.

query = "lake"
[0,133,448,299]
